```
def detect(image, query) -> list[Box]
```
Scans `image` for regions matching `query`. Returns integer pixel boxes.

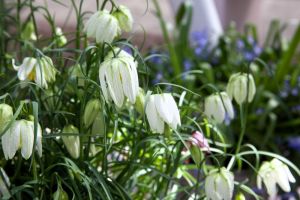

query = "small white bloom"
[112,5,133,32]
[55,27,67,47]
[257,158,296,198]
[99,48,139,108]
[13,56,57,89]
[1,120,42,160]
[84,10,121,43]
[83,99,102,127]
[145,93,181,134]
[204,91,234,123]
[205,167,234,200]
[0,168,10,198]
[226,72,256,105]
[62,125,80,159]
[0,104,13,132]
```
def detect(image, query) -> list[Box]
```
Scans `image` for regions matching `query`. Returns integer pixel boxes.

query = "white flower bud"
[0,104,13,132]
[84,10,121,43]
[112,5,133,32]
[145,93,181,134]
[55,27,67,47]
[226,72,256,105]
[204,91,234,123]
[83,99,101,127]
[205,167,234,200]
[12,56,57,89]
[135,87,145,115]
[99,48,139,108]
[257,158,295,198]
[62,125,80,159]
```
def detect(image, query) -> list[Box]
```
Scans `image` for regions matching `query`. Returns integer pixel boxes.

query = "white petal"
[145,96,164,133]
[215,95,225,123]
[248,74,256,102]
[99,62,111,103]
[119,61,135,103]
[165,94,181,129]
[36,123,43,157]
[17,57,36,81]
[85,12,100,37]
[154,94,173,124]
[20,120,34,159]
[263,174,277,197]
[106,60,124,108]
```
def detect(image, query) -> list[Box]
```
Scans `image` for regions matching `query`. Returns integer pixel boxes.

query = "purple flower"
[236,39,245,50]
[152,72,163,84]
[183,59,193,72]
[253,45,262,56]
[287,136,300,152]
[244,51,255,61]
[280,90,289,98]
[194,46,203,56]
[192,31,208,47]
[255,108,265,115]
[123,46,133,55]
[291,88,298,96]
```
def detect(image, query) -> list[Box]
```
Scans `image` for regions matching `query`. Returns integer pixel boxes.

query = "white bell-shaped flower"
[0,104,13,132]
[226,72,256,105]
[145,93,181,134]
[112,5,133,32]
[205,167,234,200]
[84,10,121,43]
[257,158,295,198]
[204,91,234,123]
[62,125,80,159]
[99,48,139,108]
[1,119,42,160]
[13,56,57,89]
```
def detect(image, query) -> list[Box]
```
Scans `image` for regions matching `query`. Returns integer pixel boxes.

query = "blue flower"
[183,59,193,72]
[236,39,245,50]
[287,136,300,152]
[244,51,255,61]
[152,72,163,84]
[192,31,208,47]
[291,88,298,96]
[255,108,264,115]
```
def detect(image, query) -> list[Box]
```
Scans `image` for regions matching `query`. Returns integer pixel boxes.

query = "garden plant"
[0,0,299,199]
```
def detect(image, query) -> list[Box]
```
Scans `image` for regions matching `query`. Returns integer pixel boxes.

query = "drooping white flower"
[1,120,42,160]
[112,5,133,32]
[145,93,181,134]
[0,104,13,132]
[61,125,80,159]
[226,72,256,105]
[204,91,234,123]
[0,168,10,198]
[205,167,234,200]
[83,99,102,127]
[257,158,295,198]
[99,48,139,108]
[84,10,121,43]
[13,56,57,89]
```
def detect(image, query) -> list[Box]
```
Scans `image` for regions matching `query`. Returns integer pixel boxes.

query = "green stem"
[236,104,247,154]
[152,0,181,80]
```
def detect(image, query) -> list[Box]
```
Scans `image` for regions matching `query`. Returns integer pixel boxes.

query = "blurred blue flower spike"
[192,31,208,47]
